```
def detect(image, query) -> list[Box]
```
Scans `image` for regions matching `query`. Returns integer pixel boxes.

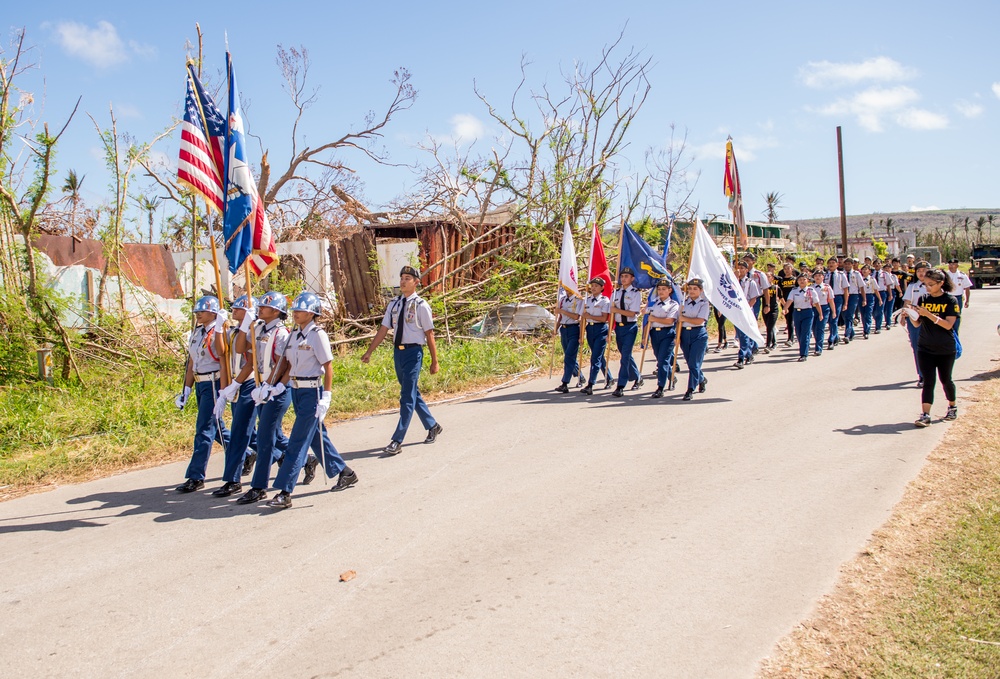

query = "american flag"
[178,64,226,213]
[724,138,748,248]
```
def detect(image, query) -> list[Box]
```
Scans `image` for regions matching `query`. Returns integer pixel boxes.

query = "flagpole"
[243,258,262,386]
[604,211,626,378]
[205,209,231,373]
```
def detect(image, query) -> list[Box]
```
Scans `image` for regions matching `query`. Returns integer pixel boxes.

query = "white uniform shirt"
[254,319,290,378]
[381,292,434,345]
[286,322,333,378]
[862,275,878,296]
[748,268,769,300]
[846,270,864,294]
[612,285,642,323]
[557,295,583,326]
[188,325,222,374]
[947,270,973,292]
[814,282,835,306]
[903,280,926,305]
[680,296,711,327]
[872,272,886,292]
[739,275,761,302]
[584,294,611,323]
[646,297,679,326]
[826,269,848,295]
[788,287,820,310]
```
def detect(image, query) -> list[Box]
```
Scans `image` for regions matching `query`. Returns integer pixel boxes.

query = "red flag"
[588,223,612,294]
[724,138,748,248]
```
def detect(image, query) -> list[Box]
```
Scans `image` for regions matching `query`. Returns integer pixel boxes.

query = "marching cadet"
[679,278,710,401]
[825,257,847,347]
[361,266,442,455]
[645,278,679,397]
[553,290,584,393]
[946,258,973,334]
[211,295,259,497]
[174,296,232,493]
[783,273,822,361]
[733,261,760,369]
[811,269,834,356]
[841,258,867,343]
[880,262,900,330]
[611,267,643,397]
[578,276,612,395]
[860,264,881,339]
[236,292,304,505]
[267,292,357,509]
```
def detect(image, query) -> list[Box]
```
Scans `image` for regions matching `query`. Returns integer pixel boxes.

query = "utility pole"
[837,126,848,256]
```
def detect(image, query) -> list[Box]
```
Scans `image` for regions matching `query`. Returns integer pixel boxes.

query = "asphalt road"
[3,291,998,678]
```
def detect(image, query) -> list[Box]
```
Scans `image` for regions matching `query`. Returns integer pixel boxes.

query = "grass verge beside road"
[0,337,546,499]
[758,370,1000,678]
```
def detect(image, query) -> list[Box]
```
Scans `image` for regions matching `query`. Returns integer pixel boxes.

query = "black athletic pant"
[714,307,728,344]
[916,350,956,405]
[763,307,778,348]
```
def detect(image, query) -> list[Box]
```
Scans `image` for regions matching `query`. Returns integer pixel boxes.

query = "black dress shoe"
[211,481,242,497]
[265,491,292,509]
[575,377,586,388]
[604,376,613,390]
[241,453,257,476]
[176,479,204,493]
[331,469,358,492]
[236,488,268,505]
[682,390,693,401]
[383,440,402,455]
[424,423,443,444]
[699,377,708,394]
[554,383,569,393]
[612,386,624,397]
[302,457,319,485]
[580,384,594,395]
[631,378,644,390]
[651,387,663,398]
[734,361,744,370]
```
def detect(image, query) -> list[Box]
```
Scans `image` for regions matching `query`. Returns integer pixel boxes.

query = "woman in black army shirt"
[908,268,960,428]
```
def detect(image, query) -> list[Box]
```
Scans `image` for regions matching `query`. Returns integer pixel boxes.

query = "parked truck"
[970,243,1000,288]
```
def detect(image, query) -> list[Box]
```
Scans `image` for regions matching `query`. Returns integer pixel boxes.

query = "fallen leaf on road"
[340,570,356,582]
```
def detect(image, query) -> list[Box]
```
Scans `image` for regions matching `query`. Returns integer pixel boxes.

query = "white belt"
[193,371,220,383]
[290,378,320,388]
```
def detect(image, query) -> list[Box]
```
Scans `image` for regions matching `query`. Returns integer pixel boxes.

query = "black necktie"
[394,298,407,346]
[620,289,627,321]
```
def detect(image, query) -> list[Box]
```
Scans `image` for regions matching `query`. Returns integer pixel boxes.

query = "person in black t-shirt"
[908,268,960,427]
[775,262,798,346]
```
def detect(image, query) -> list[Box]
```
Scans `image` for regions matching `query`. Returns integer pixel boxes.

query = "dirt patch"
[757,367,1000,678]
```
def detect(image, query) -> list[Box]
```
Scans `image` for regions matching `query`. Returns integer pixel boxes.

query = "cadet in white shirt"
[579,276,612,395]
[860,265,881,339]
[266,292,357,509]
[811,269,834,356]
[610,267,644,397]
[645,278,680,397]
[902,260,930,386]
[946,258,972,333]
[679,279,711,400]
[842,259,867,343]
[362,266,442,455]
[734,261,761,368]
[553,292,584,393]
[784,273,823,361]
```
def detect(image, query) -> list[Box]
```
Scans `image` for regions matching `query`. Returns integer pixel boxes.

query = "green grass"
[0,337,546,491]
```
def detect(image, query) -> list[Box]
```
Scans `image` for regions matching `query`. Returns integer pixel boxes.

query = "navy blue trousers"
[680,326,708,392]
[559,324,581,384]
[813,305,829,354]
[615,321,639,387]
[844,294,861,340]
[861,297,875,335]
[585,323,609,385]
[649,326,676,388]
[249,386,291,491]
[184,379,231,481]
[883,290,896,327]
[793,308,814,358]
[872,295,883,331]
[222,381,257,483]
[829,295,843,343]
[392,345,436,443]
[274,386,346,494]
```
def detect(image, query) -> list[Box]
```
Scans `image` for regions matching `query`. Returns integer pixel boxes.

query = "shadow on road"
[852,381,915,392]
[833,422,915,436]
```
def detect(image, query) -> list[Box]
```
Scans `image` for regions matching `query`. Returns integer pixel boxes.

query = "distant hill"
[783,208,1000,242]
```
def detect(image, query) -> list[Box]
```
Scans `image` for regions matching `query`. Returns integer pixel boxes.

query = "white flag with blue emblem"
[689,218,765,346]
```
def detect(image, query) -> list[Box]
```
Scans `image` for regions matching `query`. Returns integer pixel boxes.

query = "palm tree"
[134,195,162,244]
[885,217,894,236]
[62,169,85,241]
[987,214,995,241]
[975,216,987,244]
[762,191,784,223]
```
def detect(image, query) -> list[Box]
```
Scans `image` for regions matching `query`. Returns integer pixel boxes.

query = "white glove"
[214,309,229,333]
[252,383,272,405]
[315,392,331,421]
[213,395,227,420]
[174,386,192,410]
[270,382,286,398]
[239,311,257,333]
[220,381,241,403]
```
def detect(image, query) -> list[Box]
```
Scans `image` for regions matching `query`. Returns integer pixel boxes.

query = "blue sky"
[8,0,999,229]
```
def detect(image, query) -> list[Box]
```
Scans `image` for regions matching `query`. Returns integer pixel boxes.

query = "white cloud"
[896,108,948,130]
[800,56,917,89]
[911,205,940,212]
[48,21,154,68]
[954,100,983,118]
[992,82,1000,99]
[811,86,941,132]
[450,114,485,143]
[113,103,142,119]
